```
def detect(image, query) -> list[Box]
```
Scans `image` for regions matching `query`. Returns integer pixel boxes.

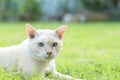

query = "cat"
[0,23,81,80]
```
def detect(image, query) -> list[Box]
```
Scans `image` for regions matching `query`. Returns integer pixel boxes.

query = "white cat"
[0,23,81,80]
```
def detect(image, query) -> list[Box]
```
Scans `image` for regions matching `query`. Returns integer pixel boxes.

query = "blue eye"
[38,42,44,47]
[52,42,58,47]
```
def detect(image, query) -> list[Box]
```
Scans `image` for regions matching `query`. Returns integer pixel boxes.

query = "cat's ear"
[25,23,37,39]
[55,25,68,39]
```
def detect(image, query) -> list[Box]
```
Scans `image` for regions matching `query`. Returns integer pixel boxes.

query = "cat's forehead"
[37,29,55,35]
[36,29,59,42]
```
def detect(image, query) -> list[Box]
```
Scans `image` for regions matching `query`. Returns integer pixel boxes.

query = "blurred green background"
[0,0,120,22]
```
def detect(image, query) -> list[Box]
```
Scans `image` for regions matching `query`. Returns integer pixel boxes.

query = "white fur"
[0,24,81,80]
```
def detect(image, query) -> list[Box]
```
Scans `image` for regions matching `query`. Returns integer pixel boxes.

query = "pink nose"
[47,52,52,56]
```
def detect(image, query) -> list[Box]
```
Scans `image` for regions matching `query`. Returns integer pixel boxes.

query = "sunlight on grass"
[0,22,120,80]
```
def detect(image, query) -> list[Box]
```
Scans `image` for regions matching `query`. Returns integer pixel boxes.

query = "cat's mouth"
[44,56,54,60]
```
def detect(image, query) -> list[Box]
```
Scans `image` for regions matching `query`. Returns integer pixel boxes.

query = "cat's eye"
[38,42,44,47]
[52,42,58,47]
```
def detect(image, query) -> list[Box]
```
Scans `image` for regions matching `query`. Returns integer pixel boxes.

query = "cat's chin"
[32,56,54,62]
[41,58,54,62]
[44,56,54,60]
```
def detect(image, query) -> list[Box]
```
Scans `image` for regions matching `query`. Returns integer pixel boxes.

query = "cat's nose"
[47,52,52,56]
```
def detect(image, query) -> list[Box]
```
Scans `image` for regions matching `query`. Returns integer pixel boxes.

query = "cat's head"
[25,23,67,61]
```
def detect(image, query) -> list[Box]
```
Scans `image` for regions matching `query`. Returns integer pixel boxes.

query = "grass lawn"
[0,22,120,80]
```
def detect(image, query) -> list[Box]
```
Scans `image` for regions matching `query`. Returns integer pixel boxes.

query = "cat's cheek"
[32,44,41,53]
[54,48,61,56]
[57,44,62,52]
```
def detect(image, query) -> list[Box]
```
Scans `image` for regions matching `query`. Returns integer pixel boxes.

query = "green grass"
[0,22,120,80]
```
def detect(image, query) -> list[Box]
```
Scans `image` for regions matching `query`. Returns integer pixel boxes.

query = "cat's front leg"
[53,71,82,80]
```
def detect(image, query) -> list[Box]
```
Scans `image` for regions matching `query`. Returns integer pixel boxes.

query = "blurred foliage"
[82,0,120,11]
[0,0,18,21]
[18,0,41,21]
[82,0,106,10]
[0,0,119,21]
[0,0,41,21]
